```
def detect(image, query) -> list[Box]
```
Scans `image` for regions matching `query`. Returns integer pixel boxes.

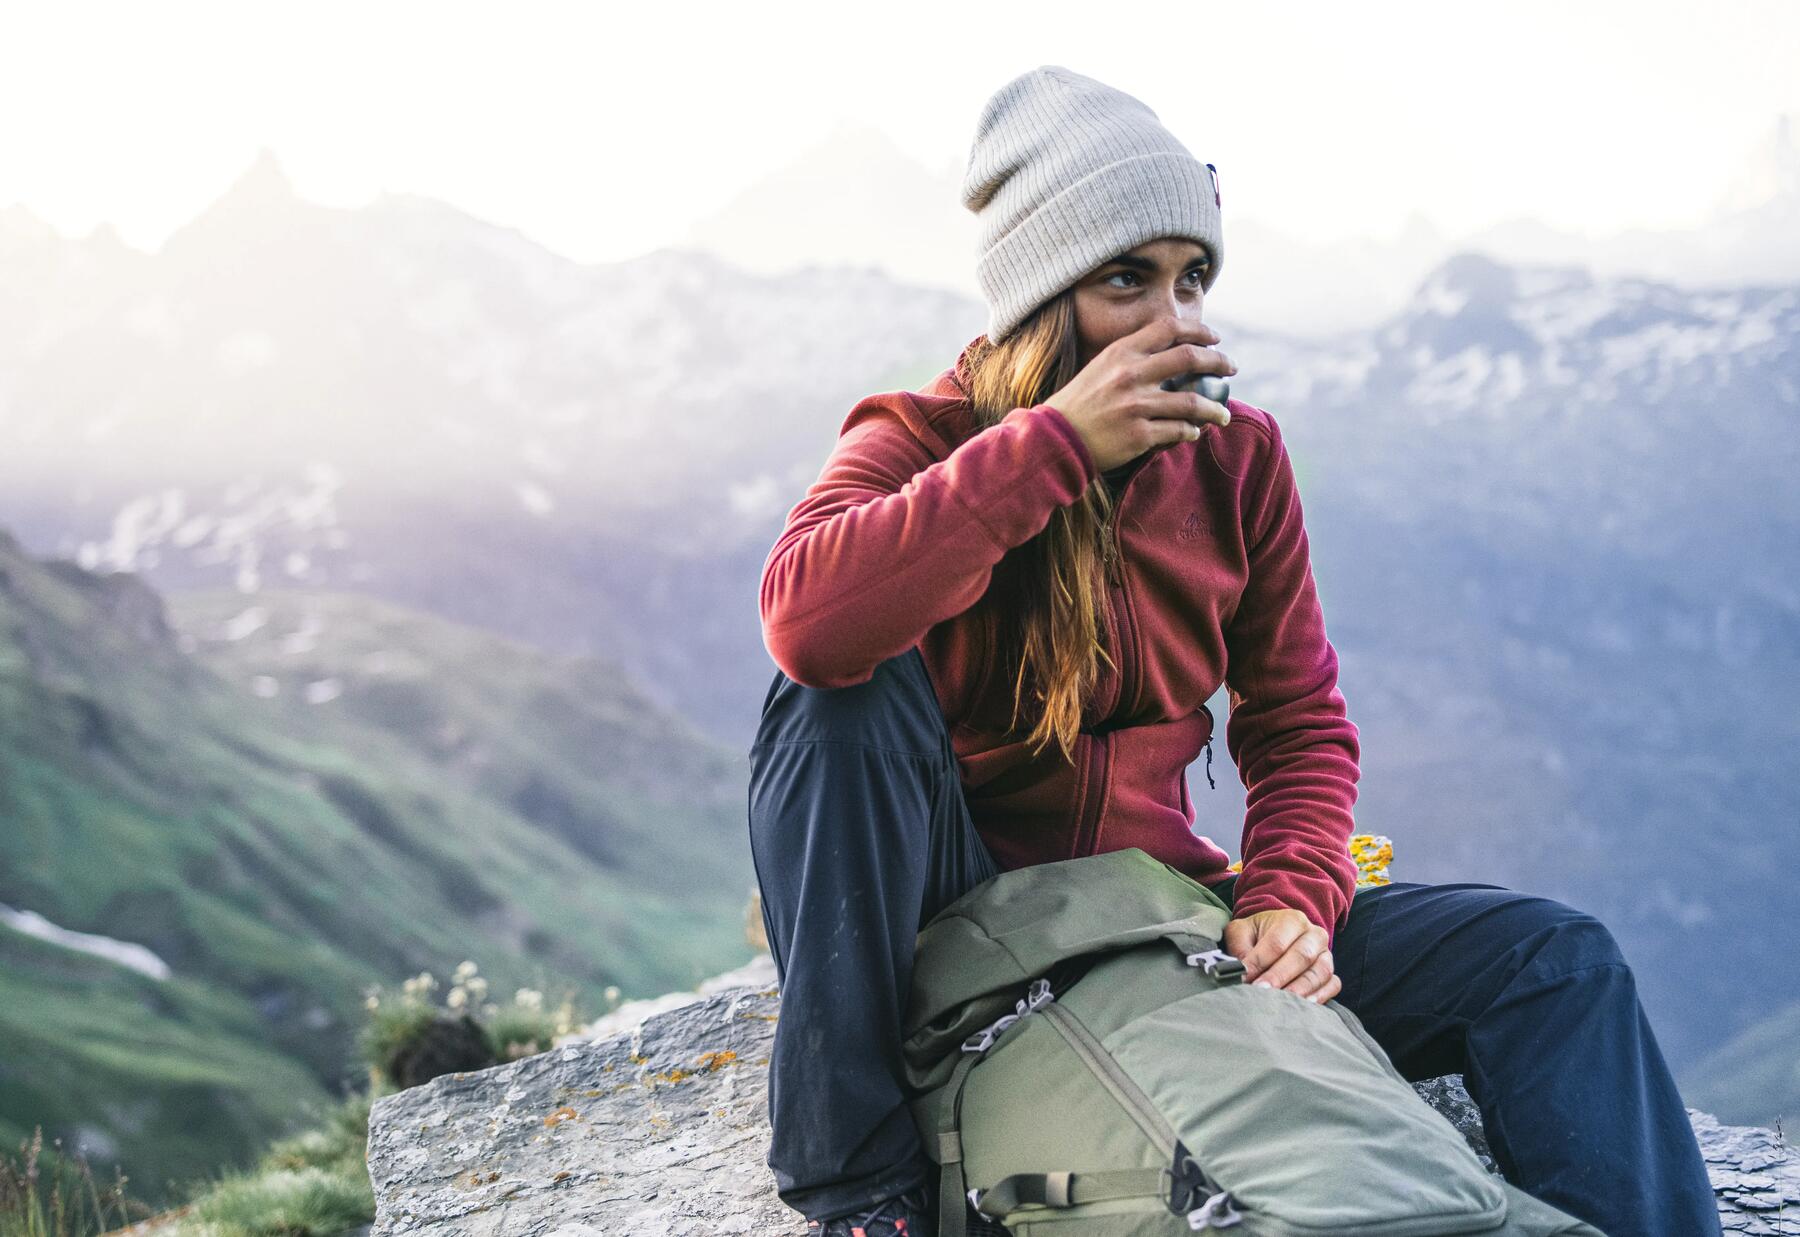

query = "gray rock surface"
[368,968,1797,1236]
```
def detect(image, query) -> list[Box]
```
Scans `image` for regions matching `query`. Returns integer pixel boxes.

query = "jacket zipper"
[1071,731,1110,859]
[1106,467,1143,718]
[1105,455,1216,792]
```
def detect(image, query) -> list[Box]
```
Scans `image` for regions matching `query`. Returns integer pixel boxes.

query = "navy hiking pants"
[746,646,1722,1236]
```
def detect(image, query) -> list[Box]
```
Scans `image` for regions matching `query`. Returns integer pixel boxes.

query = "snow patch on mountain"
[0,903,172,980]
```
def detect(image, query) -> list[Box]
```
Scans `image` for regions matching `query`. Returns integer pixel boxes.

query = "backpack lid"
[902,848,1232,1068]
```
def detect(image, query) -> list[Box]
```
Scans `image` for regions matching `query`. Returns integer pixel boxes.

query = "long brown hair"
[959,289,1123,768]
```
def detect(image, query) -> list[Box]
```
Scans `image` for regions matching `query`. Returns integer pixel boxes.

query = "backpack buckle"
[1186,1190,1244,1229]
[1164,1148,1210,1214]
[960,977,1057,1054]
[1184,948,1247,982]
[961,1014,1016,1054]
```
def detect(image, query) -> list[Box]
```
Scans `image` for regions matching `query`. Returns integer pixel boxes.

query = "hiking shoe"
[805,1183,936,1237]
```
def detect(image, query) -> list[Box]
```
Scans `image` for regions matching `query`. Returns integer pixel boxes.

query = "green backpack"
[901,848,1608,1237]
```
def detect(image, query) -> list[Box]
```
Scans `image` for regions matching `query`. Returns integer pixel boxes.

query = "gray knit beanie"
[962,65,1223,344]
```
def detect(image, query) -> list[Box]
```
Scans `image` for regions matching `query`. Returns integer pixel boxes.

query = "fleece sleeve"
[1221,415,1363,947]
[760,401,1098,689]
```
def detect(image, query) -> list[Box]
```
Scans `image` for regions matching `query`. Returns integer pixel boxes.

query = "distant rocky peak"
[1413,251,1522,316]
[0,201,60,246]
[219,145,300,211]
[1715,111,1800,216]
[157,145,311,258]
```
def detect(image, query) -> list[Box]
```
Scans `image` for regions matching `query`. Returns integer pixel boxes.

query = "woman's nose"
[1158,284,1202,318]
[1129,288,1202,337]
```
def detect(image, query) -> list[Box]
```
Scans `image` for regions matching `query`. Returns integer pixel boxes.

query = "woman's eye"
[1105,268,1208,289]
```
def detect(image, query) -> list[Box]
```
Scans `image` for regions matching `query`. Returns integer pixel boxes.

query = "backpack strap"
[934,1048,981,1237]
[971,1148,1244,1229]
[934,977,1056,1237]
[970,1166,1169,1214]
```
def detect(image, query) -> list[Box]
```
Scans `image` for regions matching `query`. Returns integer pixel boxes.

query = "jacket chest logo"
[1176,511,1209,543]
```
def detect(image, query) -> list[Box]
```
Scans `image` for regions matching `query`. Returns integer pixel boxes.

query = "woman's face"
[1070,237,1213,369]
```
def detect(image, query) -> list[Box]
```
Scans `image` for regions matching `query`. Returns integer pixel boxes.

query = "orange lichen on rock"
[1351,833,1394,886]
[543,1106,580,1128]
[1224,833,1395,887]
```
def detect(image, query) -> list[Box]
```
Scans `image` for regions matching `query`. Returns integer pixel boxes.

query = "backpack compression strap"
[971,1167,1169,1213]
[934,977,1057,1237]
[935,1049,982,1237]
[970,1161,1243,1228]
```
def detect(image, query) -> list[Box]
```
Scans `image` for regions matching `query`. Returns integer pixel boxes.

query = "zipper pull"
[1202,739,1215,789]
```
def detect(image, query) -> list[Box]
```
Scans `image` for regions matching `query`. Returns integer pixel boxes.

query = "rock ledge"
[367,971,1798,1236]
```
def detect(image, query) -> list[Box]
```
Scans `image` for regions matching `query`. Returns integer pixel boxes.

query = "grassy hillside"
[0,530,758,1199]
[0,922,328,1201]
[1681,1001,1800,1132]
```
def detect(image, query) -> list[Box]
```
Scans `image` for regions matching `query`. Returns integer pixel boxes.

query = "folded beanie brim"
[976,150,1223,343]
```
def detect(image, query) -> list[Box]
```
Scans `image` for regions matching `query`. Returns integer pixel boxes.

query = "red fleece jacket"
[759,337,1362,945]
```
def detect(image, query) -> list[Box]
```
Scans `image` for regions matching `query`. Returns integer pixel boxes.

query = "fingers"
[1248,927,1334,998]
[1141,340,1238,384]
[1150,420,1205,447]
[1281,950,1339,1001]
[1132,315,1219,353]
[1221,911,1339,1003]
[1220,916,1257,962]
[1146,389,1231,429]
[1235,911,1305,978]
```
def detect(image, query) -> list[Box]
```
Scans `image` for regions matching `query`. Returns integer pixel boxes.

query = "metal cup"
[1161,373,1230,405]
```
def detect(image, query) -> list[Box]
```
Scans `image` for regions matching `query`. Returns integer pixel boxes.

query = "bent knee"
[1513,895,1630,982]
[753,647,947,757]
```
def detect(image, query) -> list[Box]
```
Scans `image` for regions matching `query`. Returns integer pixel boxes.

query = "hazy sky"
[4,0,1797,264]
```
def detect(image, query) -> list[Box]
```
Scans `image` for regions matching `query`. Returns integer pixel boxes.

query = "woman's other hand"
[1221,908,1341,1004]
[1042,314,1237,473]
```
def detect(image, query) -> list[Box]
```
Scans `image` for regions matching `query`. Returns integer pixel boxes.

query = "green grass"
[185,1166,372,1237]
[0,927,329,1202]
[173,1094,376,1237]
[1680,1000,1800,1131]
[0,540,759,1202]
[0,1128,154,1237]
[0,966,583,1237]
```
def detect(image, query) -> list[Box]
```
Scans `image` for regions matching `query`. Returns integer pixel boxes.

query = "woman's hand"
[1221,908,1341,1004]
[1042,315,1237,473]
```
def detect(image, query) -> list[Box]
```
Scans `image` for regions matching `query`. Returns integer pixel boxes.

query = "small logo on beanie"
[1178,511,1209,543]
[1206,163,1221,209]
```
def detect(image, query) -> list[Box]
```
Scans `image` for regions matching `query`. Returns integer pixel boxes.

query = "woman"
[747,66,1719,1237]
